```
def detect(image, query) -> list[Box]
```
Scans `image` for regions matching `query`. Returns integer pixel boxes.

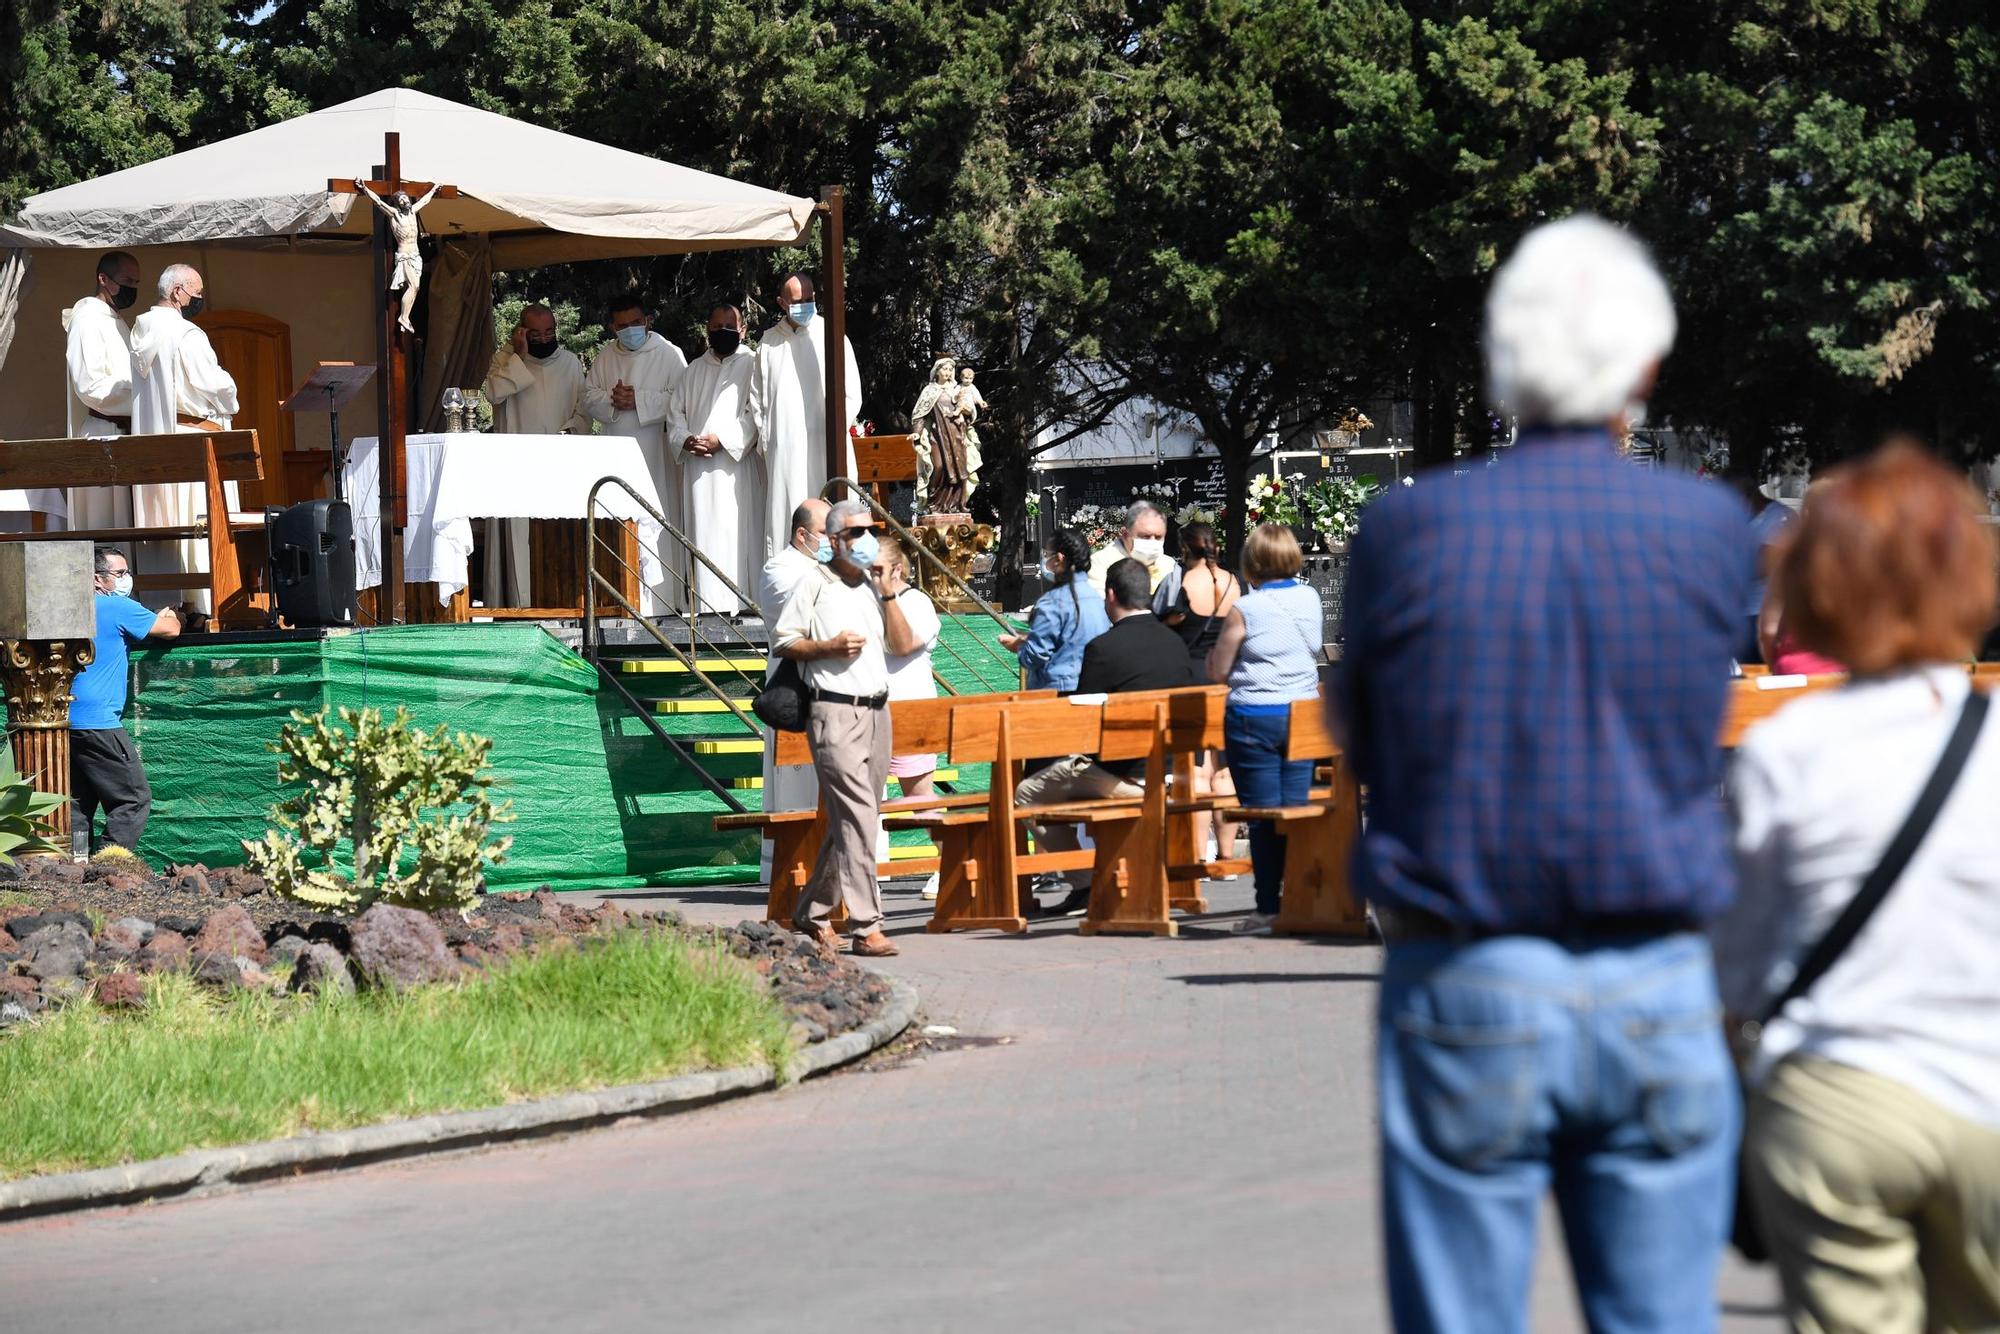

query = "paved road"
[0,879,1782,1332]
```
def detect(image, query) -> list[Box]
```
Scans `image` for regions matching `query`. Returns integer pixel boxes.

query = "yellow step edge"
[655,698,757,715]
[895,769,959,785]
[888,844,940,861]
[730,777,765,790]
[619,657,767,674]
[691,739,763,755]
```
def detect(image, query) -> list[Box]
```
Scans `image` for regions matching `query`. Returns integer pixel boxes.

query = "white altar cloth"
[343,433,665,605]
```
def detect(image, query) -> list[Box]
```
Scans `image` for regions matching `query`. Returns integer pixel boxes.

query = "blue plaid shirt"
[1337,430,1756,934]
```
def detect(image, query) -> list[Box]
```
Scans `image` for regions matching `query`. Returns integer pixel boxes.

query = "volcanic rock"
[349,904,454,992]
[23,921,92,980]
[93,971,147,1010]
[189,951,244,990]
[289,943,355,998]
[138,929,191,972]
[192,904,267,964]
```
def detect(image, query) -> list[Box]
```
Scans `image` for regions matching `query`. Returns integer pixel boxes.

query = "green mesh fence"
[22,615,1018,892]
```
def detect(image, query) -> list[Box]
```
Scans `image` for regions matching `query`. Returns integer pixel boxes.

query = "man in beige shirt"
[771,497,918,957]
[1086,499,1173,593]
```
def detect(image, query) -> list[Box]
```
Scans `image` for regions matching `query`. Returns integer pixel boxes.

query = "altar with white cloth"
[343,432,666,618]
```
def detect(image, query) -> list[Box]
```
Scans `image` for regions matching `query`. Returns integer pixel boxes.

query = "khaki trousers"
[797,699,891,936]
[1745,1056,2000,1334]
[1013,755,1142,890]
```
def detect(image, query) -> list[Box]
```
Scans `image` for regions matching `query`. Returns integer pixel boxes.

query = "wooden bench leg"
[1079,809,1177,939]
[926,821,1025,934]
[764,811,847,929]
[1273,765,1368,938]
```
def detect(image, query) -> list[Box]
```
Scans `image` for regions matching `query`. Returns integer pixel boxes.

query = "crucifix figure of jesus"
[352,177,440,333]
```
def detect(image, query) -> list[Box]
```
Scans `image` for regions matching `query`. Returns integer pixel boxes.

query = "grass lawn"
[0,930,792,1181]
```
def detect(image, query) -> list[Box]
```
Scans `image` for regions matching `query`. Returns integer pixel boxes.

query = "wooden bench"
[912,685,1233,937]
[1218,695,1369,937]
[713,689,1052,925]
[0,430,272,627]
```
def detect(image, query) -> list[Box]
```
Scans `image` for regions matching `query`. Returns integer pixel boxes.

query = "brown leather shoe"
[794,922,840,955]
[850,930,900,958]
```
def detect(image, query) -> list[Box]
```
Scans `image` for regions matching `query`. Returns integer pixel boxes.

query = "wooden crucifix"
[327,131,458,624]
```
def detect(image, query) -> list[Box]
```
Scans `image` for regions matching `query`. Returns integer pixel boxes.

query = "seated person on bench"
[1018,557,1195,918]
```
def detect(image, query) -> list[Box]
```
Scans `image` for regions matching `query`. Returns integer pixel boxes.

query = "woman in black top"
[1155,521,1241,870]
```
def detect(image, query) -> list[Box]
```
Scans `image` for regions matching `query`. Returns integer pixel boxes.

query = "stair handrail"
[583,476,764,738]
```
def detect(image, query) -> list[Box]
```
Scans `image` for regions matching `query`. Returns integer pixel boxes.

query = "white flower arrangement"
[1301,474,1385,545]
[1245,472,1302,527]
[1174,503,1217,529]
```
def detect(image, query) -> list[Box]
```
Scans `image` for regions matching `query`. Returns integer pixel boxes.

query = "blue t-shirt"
[71,594,159,730]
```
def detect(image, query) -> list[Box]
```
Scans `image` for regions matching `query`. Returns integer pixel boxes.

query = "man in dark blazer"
[1017,557,1196,916]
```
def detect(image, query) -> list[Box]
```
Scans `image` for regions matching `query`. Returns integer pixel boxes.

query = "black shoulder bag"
[753,575,822,733]
[1732,687,1989,1261]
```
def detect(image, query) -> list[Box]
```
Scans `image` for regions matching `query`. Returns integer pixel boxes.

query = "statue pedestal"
[909,514,994,609]
[2,638,91,843]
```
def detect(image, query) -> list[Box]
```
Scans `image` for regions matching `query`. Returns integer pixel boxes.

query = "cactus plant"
[242,706,513,916]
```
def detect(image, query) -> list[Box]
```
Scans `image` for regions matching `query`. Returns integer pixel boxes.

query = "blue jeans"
[1223,707,1312,915]
[1379,932,1737,1334]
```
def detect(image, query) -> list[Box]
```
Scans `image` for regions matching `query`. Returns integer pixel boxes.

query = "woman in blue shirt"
[1207,523,1323,934]
[1000,528,1108,691]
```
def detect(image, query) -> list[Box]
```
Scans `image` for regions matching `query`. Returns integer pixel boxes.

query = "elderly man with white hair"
[770,496,918,958]
[1336,216,1756,1333]
[1085,498,1172,594]
[129,263,240,608]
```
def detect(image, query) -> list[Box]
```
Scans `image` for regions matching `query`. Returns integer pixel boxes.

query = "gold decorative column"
[2,638,93,840]
[909,517,995,610]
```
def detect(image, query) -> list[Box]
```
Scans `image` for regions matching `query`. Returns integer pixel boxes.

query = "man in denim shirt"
[1339,217,1755,1333]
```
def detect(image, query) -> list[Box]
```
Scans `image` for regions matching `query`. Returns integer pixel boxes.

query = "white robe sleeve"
[581,348,617,427]
[177,326,239,421]
[714,372,752,462]
[485,349,534,406]
[844,336,863,431]
[748,340,773,449]
[633,345,685,428]
[68,319,132,414]
[563,360,592,434]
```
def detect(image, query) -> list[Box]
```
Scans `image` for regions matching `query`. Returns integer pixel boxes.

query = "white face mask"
[1130,536,1165,562]
[109,573,134,597]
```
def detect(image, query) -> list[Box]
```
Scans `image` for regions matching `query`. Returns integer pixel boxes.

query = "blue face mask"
[788,301,816,327]
[813,537,834,564]
[615,325,648,352]
[1039,561,1061,583]
[847,531,880,568]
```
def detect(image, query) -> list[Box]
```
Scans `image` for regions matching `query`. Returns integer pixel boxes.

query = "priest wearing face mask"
[52,251,143,531]
[481,302,591,607]
[1086,499,1173,594]
[668,304,762,617]
[750,273,862,560]
[584,295,688,613]
[130,263,239,608]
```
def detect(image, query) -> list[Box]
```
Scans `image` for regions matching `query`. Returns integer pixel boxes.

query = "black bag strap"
[1749,688,1989,1035]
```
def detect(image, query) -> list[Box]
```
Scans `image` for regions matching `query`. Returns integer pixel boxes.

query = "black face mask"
[707,328,741,358]
[526,337,560,360]
[109,283,138,311]
[182,294,206,319]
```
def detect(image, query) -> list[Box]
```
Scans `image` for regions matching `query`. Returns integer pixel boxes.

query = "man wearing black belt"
[1338,217,1757,1331]
[771,497,918,957]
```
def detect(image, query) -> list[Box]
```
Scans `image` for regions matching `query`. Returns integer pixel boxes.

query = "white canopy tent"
[0,87,816,266]
[0,90,843,616]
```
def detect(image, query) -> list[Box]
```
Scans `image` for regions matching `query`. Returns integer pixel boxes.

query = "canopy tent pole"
[820,185,847,500]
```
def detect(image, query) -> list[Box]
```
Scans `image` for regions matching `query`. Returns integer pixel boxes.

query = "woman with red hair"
[1717,441,2000,1333]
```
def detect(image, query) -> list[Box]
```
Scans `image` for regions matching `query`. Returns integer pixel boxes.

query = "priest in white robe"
[750,273,861,561]
[41,251,142,532]
[129,264,239,609]
[666,304,762,616]
[585,296,687,615]
[481,302,591,607]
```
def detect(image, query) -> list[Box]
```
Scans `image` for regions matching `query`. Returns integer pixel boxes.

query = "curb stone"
[0,974,918,1223]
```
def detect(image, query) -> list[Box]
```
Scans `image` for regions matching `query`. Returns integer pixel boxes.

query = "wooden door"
[195,309,293,510]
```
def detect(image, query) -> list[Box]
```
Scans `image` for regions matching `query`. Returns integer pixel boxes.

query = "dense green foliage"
[5,0,1995,564]
[0,929,790,1179]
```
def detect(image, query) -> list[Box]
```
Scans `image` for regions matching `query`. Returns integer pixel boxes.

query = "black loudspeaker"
[265,500,357,628]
